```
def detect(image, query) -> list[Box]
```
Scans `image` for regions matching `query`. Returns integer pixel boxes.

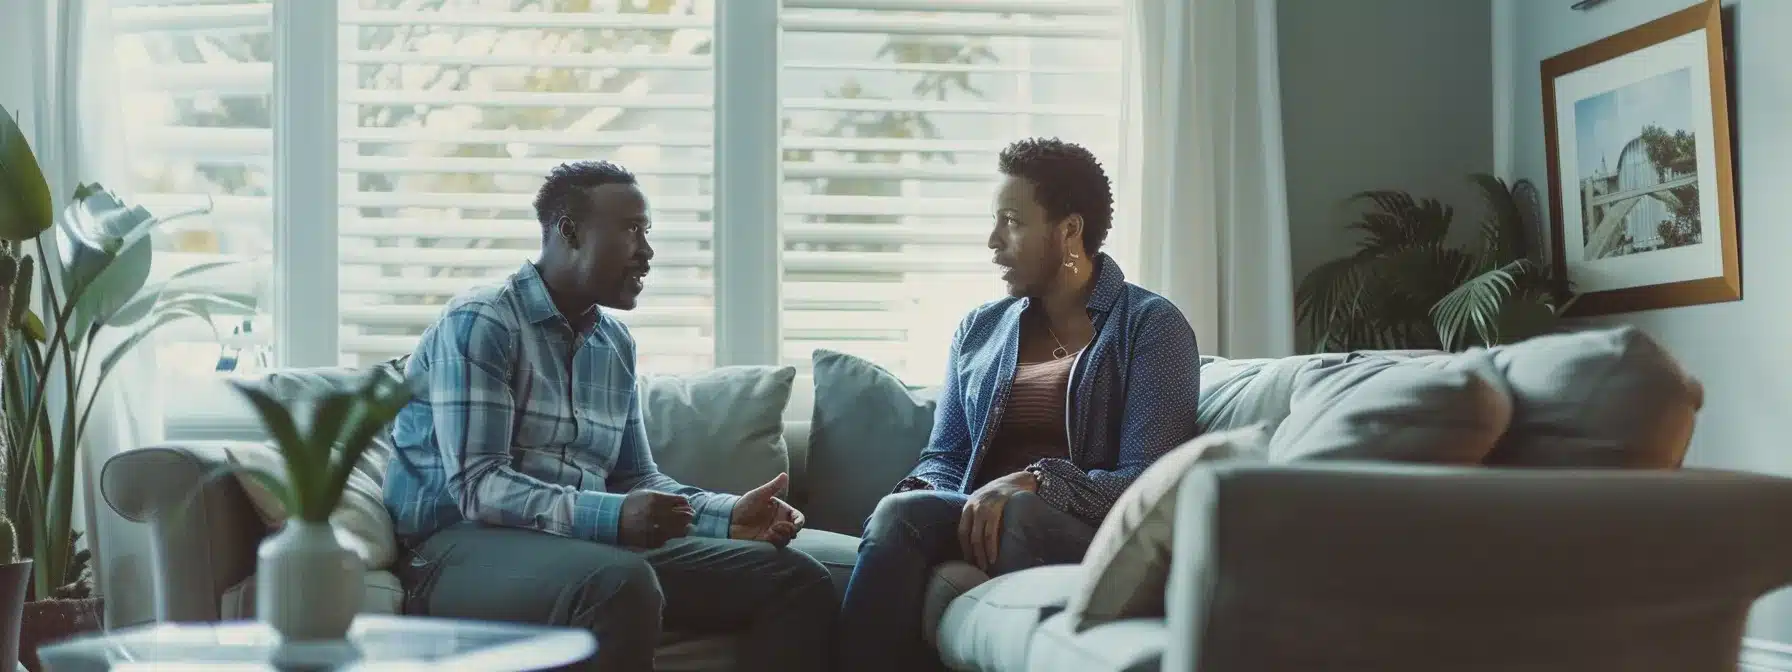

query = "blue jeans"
[835,490,1098,671]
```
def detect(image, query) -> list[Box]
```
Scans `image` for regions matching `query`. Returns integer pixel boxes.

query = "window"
[115,0,277,384]
[337,0,716,372]
[779,0,1124,382]
[112,0,1128,421]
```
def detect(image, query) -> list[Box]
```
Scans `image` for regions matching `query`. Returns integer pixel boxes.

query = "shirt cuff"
[575,490,630,545]
[690,492,742,539]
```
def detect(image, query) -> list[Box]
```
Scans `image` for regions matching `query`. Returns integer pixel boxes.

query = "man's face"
[988,175,1069,298]
[564,183,654,310]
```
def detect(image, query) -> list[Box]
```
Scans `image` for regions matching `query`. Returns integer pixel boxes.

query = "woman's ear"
[1061,214,1086,252]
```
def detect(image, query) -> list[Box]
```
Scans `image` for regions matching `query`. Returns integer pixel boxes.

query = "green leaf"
[20,308,45,344]
[1469,173,1527,263]
[105,259,247,327]
[229,382,317,517]
[1431,259,1533,351]
[0,106,52,242]
[65,227,152,339]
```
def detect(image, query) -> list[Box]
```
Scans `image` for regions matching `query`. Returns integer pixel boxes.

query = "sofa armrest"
[1162,463,1792,672]
[101,441,272,623]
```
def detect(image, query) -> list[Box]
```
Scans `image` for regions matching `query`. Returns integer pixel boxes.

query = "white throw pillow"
[1067,424,1270,631]
[229,440,397,570]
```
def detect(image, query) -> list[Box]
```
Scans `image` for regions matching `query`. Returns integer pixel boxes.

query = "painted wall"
[1496,0,1792,647]
[1277,0,1493,350]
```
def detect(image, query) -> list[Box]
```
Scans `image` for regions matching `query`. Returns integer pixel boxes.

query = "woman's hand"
[957,471,1039,570]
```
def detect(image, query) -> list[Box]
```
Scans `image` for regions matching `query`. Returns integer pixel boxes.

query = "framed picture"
[1541,0,1738,316]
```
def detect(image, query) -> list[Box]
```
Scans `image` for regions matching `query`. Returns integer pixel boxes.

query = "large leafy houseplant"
[1295,174,1577,353]
[0,104,256,600]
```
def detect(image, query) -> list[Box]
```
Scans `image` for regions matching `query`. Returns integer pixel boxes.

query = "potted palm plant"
[0,105,256,665]
[225,367,412,640]
[1295,174,1578,352]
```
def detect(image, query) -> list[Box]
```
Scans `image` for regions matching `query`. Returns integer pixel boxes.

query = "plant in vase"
[225,367,412,640]
[0,105,258,660]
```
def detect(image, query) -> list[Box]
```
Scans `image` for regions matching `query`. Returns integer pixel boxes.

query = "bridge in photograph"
[1579,133,1696,260]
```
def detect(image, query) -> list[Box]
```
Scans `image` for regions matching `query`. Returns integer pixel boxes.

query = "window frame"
[164,0,1129,435]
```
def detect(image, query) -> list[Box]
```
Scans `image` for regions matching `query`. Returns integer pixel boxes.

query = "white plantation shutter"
[113,0,278,378]
[337,0,717,372]
[109,0,1132,423]
[778,0,1126,383]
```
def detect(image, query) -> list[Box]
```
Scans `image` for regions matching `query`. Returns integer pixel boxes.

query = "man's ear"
[555,215,578,247]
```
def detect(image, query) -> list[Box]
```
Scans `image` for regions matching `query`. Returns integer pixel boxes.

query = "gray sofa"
[100,326,1792,671]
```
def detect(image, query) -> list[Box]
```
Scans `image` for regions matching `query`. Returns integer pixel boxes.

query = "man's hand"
[619,490,695,548]
[730,473,805,547]
[958,471,1039,571]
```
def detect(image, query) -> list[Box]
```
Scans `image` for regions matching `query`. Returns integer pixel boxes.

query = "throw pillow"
[1484,327,1702,467]
[1267,350,1512,464]
[1068,424,1270,631]
[232,357,409,569]
[806,349,940,536]
[638,366,797,496]
[229,441,396,570]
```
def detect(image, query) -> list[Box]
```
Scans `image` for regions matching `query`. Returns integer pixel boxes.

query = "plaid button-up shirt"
[384,262,739,546]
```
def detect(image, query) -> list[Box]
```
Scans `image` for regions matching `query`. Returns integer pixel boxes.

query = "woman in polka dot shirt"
[836,137,1205,672]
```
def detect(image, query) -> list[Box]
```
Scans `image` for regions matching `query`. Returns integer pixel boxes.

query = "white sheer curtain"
[3,0,162,629]
[1123,0,1296,359]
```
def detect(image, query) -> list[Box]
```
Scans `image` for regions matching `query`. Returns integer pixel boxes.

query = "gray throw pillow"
[1269,351,1513,464]
[807,349,940,536]
[1484,327,1701,468]
[639,366,796,496]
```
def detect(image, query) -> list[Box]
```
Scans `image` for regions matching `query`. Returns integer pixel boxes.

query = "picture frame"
[1540,0,1738,316]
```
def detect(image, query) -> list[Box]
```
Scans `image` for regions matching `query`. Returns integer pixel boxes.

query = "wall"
[1277,0,1493,350]
[1496,0,1792,652]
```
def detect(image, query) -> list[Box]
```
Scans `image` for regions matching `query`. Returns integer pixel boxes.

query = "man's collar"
[514,262,566,325]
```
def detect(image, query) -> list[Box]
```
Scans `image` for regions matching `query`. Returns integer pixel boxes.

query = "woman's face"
[989,175,1080,298]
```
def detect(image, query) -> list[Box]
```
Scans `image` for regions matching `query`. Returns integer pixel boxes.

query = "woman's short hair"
[997,137,1114,254]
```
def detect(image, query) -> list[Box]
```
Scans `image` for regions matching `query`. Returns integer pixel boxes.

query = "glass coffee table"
[36,615,595,671]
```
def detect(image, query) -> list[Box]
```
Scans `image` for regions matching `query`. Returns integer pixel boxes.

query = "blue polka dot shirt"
[902,253,1204,526]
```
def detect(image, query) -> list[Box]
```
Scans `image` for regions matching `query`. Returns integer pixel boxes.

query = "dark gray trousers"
[396,523,836,672]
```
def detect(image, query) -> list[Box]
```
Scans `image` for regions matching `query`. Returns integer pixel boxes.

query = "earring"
[1063,251,1080,273]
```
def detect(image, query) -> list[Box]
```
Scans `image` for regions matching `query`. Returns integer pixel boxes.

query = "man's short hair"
[532,161,638,241]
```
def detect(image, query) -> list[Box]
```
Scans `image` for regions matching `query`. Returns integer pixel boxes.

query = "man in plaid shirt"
[384,161,833,672]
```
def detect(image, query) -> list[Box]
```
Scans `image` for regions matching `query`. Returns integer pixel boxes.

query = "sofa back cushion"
[1196,353,1350,434]
[638,366,796,496]
[1484,327,1701,468]
[806,349,940,536]
[1267,351,1512,464]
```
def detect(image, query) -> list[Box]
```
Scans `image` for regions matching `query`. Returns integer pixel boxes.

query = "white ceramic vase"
[256,521,362,641]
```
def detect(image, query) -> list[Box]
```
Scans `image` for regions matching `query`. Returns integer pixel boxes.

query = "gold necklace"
[1045,325,1071,360]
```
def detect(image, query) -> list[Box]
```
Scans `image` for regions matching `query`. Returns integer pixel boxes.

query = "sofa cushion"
[1485,327,1701,468]
[639,366,796,496]
[937,564,1080,671]
[1070,424,1270,631]
[1196,355,1326,433]
[221,569,405,618]
[786,528,859,600]
[1028,613,1166,672]
[1268,351,1512,464]
[807,350,940,536]
[925,561,992,648]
